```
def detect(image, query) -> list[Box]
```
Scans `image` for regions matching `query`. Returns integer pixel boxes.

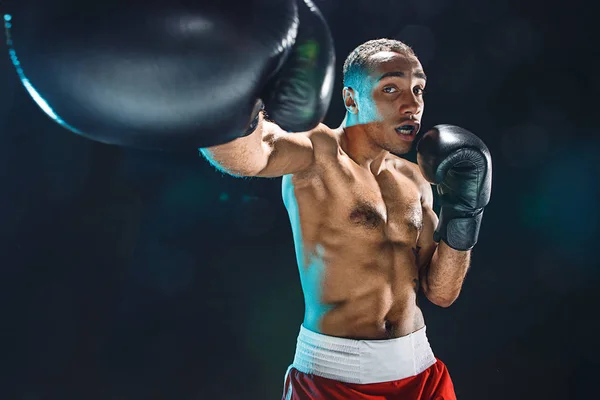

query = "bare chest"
[344,169,423,242]
[288,158,424,244]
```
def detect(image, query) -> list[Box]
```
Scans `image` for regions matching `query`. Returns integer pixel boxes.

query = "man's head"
[342,39,426,155]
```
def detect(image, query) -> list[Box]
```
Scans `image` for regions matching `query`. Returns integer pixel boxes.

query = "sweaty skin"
[201,51,469,340]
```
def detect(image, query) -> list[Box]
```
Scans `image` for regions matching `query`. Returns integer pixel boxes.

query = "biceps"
[255,125,314,177]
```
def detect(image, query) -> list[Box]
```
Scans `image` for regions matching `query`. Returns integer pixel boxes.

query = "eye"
[413,86,425,96]
[383,86,398,94]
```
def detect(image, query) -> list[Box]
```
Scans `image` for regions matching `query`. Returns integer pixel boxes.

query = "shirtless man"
[6,0,490,396]
[201,39,492,399]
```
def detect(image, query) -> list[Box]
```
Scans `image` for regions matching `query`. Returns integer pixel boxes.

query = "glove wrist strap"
[434,208,484,251]
[241,100,265,137]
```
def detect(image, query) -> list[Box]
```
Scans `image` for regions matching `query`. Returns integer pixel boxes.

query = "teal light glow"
[4,15,83,135]
[282,175,333,326]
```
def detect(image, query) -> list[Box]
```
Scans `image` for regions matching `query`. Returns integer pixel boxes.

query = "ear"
[342,87,358,114]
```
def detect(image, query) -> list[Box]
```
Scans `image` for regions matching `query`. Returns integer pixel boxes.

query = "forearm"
[421,241,471,307]
[199,113,270,177]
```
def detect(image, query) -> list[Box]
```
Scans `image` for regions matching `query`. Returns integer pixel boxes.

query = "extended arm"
[200,113,316,178]
[198,0,335,178]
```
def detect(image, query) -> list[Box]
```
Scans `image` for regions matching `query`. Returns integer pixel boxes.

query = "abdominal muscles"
[282,153,426,340]
[299,231,425,339]
[289,196,425,339]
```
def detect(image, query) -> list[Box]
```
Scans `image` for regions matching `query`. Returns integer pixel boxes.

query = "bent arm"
[423,242,471,308]
[199,112,315,177]
[417,179,471,308]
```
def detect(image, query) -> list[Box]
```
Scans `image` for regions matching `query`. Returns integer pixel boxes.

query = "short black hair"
[343,38,416,91]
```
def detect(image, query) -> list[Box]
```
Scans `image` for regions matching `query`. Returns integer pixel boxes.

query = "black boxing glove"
[417,125,492,251]
[3,0,334,150]
[241,0,335,137]
[261,0,335,133]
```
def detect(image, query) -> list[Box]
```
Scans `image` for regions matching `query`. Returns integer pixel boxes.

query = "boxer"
[202,39,492,399]
[6,1,491,397]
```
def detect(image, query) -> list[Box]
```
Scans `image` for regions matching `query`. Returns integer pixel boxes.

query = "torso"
[282,125,428,339]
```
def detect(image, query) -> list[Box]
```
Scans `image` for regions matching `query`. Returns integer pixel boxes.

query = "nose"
[399,91,422,116]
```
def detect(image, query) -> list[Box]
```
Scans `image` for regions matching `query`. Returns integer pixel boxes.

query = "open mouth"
[395,124,417,136]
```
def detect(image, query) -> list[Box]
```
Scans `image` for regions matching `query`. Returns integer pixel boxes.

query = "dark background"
[1,0,598,399]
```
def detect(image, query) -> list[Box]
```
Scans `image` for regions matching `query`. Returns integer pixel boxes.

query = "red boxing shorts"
[281,325,456,400]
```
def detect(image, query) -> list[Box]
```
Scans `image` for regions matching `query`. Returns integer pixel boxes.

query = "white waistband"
[292,325,437,384]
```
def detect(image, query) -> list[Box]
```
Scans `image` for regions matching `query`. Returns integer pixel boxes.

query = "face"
[345,51,426,155]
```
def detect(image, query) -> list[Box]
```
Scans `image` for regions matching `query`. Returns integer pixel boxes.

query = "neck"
[339,113,389,174]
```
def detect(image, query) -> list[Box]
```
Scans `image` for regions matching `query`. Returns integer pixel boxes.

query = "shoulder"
[386,155,422,182]
[305,123,341,157]
[387,155,434,207]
